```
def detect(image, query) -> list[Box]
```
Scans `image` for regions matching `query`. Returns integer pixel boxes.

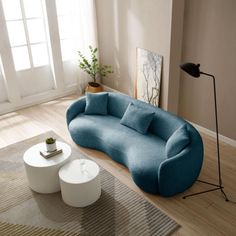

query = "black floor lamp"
[180,62,229,201]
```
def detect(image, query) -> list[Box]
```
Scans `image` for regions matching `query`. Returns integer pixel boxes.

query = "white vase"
[46,142,57,152]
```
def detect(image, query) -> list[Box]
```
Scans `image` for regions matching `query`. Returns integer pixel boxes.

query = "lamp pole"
[200,73,221,184]
[180,63,229,201]
[200,72,229,200]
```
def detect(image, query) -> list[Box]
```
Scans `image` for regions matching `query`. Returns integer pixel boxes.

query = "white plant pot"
[46,142,57,152]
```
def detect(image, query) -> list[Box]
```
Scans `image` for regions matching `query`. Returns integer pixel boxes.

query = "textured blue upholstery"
[84,92,108,115]
[67,92,204,197]
[120,103,155,134]
[165,124,190,158]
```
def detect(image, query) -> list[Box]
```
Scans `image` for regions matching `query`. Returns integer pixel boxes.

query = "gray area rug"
[0,131,180,235]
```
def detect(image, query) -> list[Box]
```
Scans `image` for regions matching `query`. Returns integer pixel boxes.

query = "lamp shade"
[180,63,201,78]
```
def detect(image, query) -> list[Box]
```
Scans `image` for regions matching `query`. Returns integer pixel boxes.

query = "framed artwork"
[136,48,163,106]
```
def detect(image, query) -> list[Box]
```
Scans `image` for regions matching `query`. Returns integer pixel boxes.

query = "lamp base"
[183,180,229,201]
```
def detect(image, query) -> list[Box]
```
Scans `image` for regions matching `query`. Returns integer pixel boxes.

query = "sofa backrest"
[108,92,133,118]
[107,92,186,141]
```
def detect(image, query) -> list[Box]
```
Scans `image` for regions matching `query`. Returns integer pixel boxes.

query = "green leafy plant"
[78,46,113,84]
[46,137,56,144]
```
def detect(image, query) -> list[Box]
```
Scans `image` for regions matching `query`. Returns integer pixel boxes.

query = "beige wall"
[179,0,236,140]
[95,0,236,140]
[95,0,184,112]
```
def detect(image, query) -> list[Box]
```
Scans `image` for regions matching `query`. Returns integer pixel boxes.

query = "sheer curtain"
[0,55,8,103]
[77,0,98,94]
[57,0,98,94]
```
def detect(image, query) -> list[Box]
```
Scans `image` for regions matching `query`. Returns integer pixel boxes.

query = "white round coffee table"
[23,141,71,194]
[59,159,101,207]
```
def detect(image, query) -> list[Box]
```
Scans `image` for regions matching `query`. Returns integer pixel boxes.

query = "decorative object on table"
[136,48,163,106]
[180,62,229,201]
[0,131,180,235]
[39,148,62,159]
[78,45,113,93]
[45,137,57,152]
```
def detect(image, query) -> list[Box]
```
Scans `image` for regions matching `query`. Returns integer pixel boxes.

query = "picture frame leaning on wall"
[135,48,163,107]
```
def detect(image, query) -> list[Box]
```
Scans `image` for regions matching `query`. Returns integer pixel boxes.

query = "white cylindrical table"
[23,141,71,194]
[59,159,101,207]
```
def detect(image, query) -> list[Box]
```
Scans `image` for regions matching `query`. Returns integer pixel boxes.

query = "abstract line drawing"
[136,48,162,106]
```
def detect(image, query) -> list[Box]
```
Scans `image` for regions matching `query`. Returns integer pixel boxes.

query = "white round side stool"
[23,141,71,194]
[59,159,101,207]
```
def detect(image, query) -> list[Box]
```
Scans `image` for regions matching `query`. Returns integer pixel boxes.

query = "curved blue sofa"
[66,92,204,197]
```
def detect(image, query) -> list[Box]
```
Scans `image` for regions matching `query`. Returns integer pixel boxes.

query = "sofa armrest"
[66,96,86,125]
[158,145,203,197]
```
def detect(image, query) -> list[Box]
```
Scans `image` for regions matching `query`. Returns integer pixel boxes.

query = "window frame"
[3,0,51,70]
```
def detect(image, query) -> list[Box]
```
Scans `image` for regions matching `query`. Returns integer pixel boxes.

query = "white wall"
[95,0,184,112]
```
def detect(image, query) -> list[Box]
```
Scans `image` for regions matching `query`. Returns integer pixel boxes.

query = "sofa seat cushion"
[69,114,167,193]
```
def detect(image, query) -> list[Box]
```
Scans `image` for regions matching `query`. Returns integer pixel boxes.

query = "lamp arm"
[200,72,222,187]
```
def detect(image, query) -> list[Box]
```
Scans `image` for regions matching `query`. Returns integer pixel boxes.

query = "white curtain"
[0,56,8,103]
[76,0,98,94]
[55,0,98,94]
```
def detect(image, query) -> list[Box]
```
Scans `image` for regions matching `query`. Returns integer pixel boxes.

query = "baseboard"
[0,83,117,116]
[0,85,78,116]
[190,121,236,148]
[102,84,123,94]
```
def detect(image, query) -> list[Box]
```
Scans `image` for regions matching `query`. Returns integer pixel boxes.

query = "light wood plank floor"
[0,94,236,236]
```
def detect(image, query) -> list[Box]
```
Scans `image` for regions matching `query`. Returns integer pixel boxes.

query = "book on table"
[40,149,63,159]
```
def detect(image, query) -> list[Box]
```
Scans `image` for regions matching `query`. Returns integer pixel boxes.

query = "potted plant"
[78,46,113,93]
[45,137,57,152]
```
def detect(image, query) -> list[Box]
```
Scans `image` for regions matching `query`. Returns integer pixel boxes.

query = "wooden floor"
[0,94,236,236]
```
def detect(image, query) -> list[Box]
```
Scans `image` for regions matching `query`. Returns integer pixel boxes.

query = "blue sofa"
[66,92,203,197]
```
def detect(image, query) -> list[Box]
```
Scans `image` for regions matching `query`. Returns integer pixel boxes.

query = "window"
[2,0,50,71]
[0,0,96,113]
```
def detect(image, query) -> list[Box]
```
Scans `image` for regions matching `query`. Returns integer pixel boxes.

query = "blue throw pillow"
[120,103,155,134]
[84,92,108,115]
[165,124,190,158]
